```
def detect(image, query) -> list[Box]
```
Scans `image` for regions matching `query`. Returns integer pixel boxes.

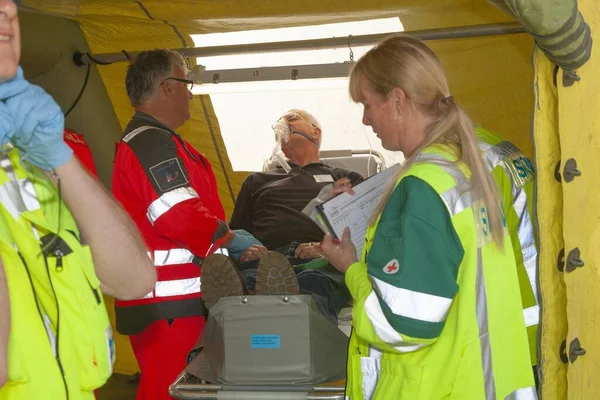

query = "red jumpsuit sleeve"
[64,129,99,178]
[116,128,231,257]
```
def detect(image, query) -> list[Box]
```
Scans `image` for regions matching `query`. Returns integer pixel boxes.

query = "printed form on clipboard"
[316,163,401,258]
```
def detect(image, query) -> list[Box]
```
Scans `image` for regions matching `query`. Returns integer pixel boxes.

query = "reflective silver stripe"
[414,152,466,184]
[149,248,228,266]
[480,141,520,171]
[363,291,424,352]
[414,152,475,218]
[142,277,201,299]
[476,247,496,399]
[368,345,382,358]
[360,356,380,400]
[122,125,155,143]
[505,386,537,400]
[371,275,453,323]
[19,179,40,213]
[153,248,195,266]
[440,186,474,217]
[515,196,539,308]
[146,187,199,224]
[523,305,540,328]
[510,169,538,310]
[42,314,57,357]
[482,141,540,315]
[0,154,41,219]
[213,247,229,256]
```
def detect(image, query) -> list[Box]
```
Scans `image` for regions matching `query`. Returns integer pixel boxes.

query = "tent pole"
[75,22,526,66]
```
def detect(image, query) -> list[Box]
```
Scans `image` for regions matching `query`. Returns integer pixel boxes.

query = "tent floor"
[97,373,138,400]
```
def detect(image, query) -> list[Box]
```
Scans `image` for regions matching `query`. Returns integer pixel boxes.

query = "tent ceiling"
[21,0,515,51]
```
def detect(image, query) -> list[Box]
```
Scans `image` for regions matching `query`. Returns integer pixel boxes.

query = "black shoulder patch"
[126,128,190,194]
[149,158,189,192]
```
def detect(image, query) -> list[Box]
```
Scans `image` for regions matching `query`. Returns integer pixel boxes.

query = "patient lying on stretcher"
[201,109,362,324]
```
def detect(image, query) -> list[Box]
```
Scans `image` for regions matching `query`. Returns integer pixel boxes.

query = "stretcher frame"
[169,372,346,400]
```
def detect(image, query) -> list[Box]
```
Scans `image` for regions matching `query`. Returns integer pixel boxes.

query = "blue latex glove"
[4,69,72,170]
[0,67,29,147]
[227,229,263,260]
[0,102,13,147]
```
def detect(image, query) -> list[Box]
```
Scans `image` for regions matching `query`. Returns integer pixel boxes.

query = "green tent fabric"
[489,0,592,70]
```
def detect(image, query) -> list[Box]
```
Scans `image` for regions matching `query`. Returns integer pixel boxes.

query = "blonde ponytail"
[453,104,504,247]
[351,34,504,248]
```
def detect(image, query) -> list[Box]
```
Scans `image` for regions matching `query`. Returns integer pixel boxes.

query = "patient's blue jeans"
[236,242,350,325]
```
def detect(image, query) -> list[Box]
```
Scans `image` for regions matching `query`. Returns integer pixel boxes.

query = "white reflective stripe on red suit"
[142,277,201,299]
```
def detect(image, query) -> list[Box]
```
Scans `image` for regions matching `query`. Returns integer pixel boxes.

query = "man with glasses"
[202,109,363,325]
[112,49,256,400]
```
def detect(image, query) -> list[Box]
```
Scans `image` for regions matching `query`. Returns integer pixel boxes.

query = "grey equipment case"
[173,295,349,399]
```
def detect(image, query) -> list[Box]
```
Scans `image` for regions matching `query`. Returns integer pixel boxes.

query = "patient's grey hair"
[281,109,322,130]
[126,49,188,107]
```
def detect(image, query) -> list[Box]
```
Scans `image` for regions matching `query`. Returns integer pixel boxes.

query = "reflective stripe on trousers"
[150,248,196,266]
[142,277,201,299]
[148,247,228,266]
[141,248,228,298]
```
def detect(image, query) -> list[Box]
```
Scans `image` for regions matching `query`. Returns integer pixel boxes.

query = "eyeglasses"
[164,77,194,92]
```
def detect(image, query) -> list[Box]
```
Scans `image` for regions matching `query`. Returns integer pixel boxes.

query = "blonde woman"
[321,35,536,399]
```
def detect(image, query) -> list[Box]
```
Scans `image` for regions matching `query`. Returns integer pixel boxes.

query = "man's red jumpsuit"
[112,111,232,400]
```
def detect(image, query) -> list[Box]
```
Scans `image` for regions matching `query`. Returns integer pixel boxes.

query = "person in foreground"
[321,34,536,399]
[0,0,156,397]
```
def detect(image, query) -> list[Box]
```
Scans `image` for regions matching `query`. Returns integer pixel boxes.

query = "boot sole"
[256,252,300,295]
[201,254,245,309]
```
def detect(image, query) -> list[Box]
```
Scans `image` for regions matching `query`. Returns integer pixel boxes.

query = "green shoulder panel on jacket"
[366,176,464,339]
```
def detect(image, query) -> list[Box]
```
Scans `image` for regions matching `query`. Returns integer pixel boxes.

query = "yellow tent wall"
[533,0,600,398]
[19,0,535,375]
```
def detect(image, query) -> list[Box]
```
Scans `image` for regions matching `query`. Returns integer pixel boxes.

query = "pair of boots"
[201,251,300,309]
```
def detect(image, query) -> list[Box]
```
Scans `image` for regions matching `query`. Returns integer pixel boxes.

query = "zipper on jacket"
[345,328,354,394]
[19,252,69,399]
[90,285,102,305]
[54,249,64,272]
[43,254,70,400]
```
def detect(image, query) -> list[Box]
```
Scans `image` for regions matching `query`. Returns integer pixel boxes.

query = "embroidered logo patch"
[383,259,400,274]
[149,158,188,192]
[503,152,534,189]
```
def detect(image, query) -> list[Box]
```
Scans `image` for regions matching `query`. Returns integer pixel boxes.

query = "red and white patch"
[383,259,400,275]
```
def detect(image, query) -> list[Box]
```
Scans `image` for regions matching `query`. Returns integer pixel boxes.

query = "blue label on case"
[251,334,281,349]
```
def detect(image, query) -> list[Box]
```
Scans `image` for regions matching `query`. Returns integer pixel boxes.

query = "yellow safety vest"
[344,146,535,399]
[477,126,539,366]
[0,148,114,399]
